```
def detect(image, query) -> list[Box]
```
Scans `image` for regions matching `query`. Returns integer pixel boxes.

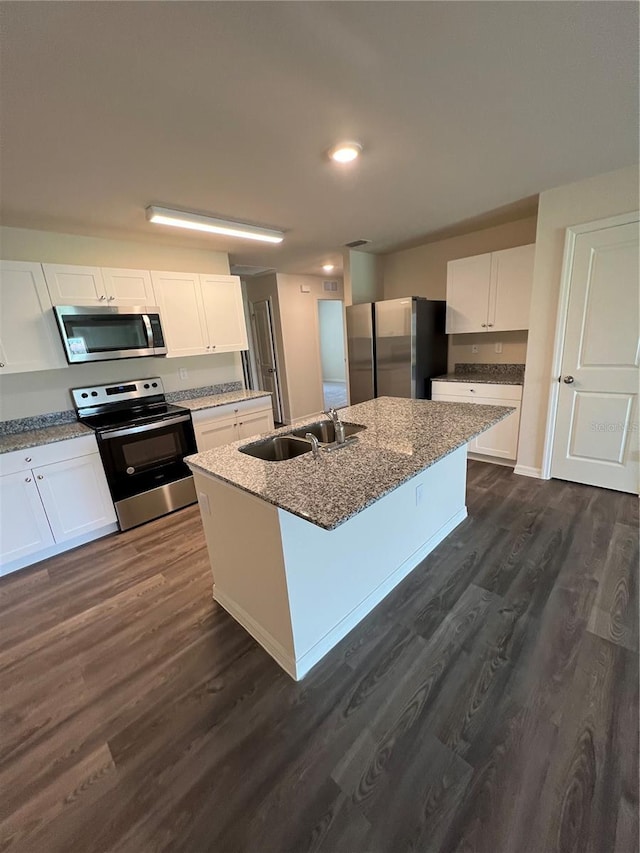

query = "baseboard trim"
[468,452,515,468]
[514,464,543,479]
[0,522,119,577]
[214,505,468,681]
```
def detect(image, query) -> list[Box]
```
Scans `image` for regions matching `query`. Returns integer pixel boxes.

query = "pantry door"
[550,214,639,493]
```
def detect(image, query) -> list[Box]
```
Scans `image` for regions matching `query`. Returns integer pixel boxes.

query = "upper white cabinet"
[43,263,155,306]
[0,261,67,374]
[446,244,535,334]
[151,271,248,358]
[200,275,249,353]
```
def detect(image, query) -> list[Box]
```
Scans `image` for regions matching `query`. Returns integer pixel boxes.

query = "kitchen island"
[186,397,512,680]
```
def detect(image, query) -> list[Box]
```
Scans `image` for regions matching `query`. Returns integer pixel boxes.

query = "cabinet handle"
[25,457,32,462]
[25,477,32,483]
[37,474,44,480]
[481,323,487,328]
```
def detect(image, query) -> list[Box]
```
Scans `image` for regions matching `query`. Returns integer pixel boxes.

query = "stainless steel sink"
[290,421,366,444]
[239,435,313,462]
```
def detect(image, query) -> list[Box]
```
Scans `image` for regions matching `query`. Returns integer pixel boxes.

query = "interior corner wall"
[517,164,640,474]
[349,250,382,305]
[0,225,242,420]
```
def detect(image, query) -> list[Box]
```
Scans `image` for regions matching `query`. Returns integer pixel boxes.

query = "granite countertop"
[0,422,93,454]
[175,389,272,412]
[186,396,513,531]
[433,363,525,386]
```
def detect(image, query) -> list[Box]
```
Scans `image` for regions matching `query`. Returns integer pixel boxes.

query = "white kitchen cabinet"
[445,245,534,334]
[0,472,55,565]
[0,434,117,576]
[150,270,209,357]
[0,261,67,374]
[192,397,274,452]
[432,381,522,462]
[200,275,248,353]
[151,271,249,358]
[44,263,157,307]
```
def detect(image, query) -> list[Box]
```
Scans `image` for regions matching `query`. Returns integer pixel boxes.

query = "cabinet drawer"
[432,381,522,401]
[191,396,272,426]
[0,434,99,476]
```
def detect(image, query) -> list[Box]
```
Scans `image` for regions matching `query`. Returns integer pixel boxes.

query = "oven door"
[54,305,167,363]
[97,414,197,502]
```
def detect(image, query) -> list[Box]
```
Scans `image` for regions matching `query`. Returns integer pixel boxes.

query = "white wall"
[350,250,382,305]
[517,165,640,474]
[318,300,346,383]
[0,226,242,420]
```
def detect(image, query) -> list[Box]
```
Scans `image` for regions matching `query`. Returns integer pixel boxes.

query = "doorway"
[318,300,348,410]
[249,298,283,424]
[547,212,639,493]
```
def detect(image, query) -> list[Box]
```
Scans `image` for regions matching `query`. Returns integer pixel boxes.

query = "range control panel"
[71,377,165,409]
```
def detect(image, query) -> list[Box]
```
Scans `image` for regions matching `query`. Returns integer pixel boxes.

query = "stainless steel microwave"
[54,305,167,363]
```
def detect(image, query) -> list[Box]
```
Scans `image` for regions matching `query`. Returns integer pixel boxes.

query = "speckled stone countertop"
[0,422,93,454]
[186,396,513,530]
[176,389,272,411]
[433,363,525,385]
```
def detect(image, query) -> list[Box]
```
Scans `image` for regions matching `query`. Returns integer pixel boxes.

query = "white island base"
[191,445,467,680]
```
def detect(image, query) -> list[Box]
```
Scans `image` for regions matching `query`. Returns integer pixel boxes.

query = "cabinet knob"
[469,388,475,393]
[108,295,115,301]
[98,295,106,301]
[481,323,487,328]
[25,476,32,483]
[206,345,210,350]
[487,323,494,327]
[211,345,216,349]
[37,474,44,480]
[0,363,4,368]
[25,457,32,462]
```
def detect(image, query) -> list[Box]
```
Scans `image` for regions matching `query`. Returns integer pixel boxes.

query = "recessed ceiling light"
[328,141,362,163]
[146,206,284,244]
[322,263,335,272]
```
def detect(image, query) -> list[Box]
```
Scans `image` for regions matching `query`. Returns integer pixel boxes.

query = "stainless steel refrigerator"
[346,298,448,404]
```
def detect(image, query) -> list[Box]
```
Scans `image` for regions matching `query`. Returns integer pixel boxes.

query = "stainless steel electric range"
[72,377,197,531]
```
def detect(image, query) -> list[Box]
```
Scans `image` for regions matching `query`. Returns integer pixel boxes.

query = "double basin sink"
[240,420,365,462]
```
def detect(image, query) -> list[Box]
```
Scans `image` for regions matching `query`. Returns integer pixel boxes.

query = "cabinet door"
[0,472,54,567]
[200,275,249,353]
[488,245,535,332]
[33,454,116,543]
[194,416,239,451]
[101,268,155,306]
[472,399,521,460]
[431,392,478,451]
[150,271,208,357]
[445,254,492,333]
[43,264,106,306]
[0,261,67,374]
[237,409,274,441]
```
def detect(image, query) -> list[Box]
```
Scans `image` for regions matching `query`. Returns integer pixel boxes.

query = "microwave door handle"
[142,314,154,349]
[100,415,191,440]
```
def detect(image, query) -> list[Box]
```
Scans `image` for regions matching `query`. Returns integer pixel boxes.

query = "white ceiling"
[1,2,637,275]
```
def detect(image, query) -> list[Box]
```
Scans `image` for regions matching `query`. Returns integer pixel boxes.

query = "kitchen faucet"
[324,407,346,444]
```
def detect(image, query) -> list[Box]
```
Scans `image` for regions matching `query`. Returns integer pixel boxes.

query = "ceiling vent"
[323,280,338,292]
[344,239,371,248]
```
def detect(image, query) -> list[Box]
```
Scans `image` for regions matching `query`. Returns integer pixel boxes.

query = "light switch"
[471,345,479,354]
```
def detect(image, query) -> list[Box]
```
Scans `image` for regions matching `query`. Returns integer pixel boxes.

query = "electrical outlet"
[495,342,503,354]
[179,367,188,380]
[471,345,479,354]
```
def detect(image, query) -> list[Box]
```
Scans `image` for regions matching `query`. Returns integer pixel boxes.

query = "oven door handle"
[100,414,191,440]
[142,314,154,349]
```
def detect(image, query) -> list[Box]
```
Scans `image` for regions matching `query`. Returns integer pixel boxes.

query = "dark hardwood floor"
[0,461,637,853]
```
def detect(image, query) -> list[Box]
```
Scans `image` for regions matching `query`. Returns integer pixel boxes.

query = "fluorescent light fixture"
[322,263,335,272]
[328,141,362,163]
[146,206,284,244]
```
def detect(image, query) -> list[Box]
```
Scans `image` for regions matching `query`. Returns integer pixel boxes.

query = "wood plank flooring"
[0,461,637,853]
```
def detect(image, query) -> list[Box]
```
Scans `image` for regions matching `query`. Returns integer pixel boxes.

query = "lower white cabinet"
[192,397,274,452]
[0,435,117,575]
[432,381,523,463]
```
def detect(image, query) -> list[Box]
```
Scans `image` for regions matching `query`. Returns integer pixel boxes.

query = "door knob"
[563,375,575,384]
[267,368,275,374]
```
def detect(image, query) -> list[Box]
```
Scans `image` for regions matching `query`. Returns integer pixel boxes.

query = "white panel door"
[150,271,208,357]
[43,264,106,305]
[194,416,239,451]
[237,409,274,441]
[551,219,639,493]
[101,268,155,306]
[0,261,67,373]
[0,472,54,567]
[488,244,534,332]
[200,275,249,353]
[445,253,492,333]
[33,454,116,542]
